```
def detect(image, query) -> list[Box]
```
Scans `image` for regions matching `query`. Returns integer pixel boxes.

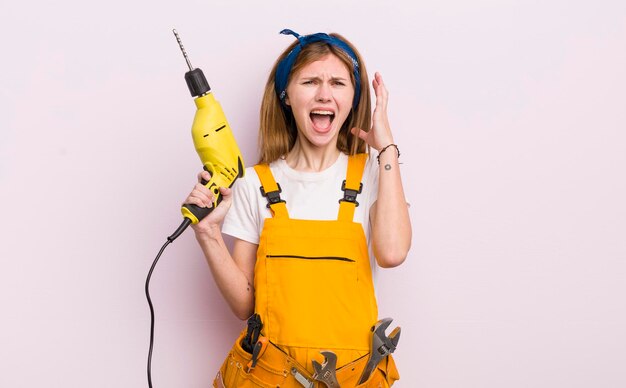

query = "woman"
[184,29,411,387]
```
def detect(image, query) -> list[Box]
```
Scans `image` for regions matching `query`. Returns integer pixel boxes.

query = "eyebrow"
[299,75,350,82]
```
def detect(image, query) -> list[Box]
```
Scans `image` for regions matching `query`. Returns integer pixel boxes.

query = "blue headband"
[275,29,361,109]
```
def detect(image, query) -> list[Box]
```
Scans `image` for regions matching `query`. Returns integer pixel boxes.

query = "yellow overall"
[215,154,399,387]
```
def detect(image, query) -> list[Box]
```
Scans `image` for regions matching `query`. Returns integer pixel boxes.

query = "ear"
[284,93,290,106]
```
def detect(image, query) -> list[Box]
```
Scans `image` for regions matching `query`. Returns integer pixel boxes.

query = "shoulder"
[233,165,262,191]
[228,165,265,214]
[222,166,265,244]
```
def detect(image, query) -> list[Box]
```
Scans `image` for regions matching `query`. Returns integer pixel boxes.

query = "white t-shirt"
[222,152,380,275]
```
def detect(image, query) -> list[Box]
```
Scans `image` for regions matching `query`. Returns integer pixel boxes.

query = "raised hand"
[351,72,394,151]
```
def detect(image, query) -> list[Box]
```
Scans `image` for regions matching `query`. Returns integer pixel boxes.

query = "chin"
[306,128,340,147]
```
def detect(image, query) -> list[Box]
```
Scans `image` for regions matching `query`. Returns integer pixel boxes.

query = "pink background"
[1,1,625,387]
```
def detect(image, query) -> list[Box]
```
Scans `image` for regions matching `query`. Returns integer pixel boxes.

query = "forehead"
[293,54,351,78]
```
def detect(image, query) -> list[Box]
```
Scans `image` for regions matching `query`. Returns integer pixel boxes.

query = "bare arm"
[351,73,412,268]
[194,231,257,319]
[185,171,258,319]
[369,152,411,268]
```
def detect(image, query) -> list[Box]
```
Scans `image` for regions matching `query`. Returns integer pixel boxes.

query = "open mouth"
[310,110,335,131]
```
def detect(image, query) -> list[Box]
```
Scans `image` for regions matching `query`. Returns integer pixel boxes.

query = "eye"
[332,80,346,86]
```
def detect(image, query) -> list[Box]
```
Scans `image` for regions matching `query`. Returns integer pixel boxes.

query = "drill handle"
[169,177,224,242]
[182,199,221,223]
[181,175,223,224]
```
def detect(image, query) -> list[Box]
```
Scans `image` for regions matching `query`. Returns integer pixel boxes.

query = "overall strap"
[254,164,289,219]
[338,153,368,222]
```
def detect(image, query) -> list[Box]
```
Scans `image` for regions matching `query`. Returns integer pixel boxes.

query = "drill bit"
[173,29,194,71]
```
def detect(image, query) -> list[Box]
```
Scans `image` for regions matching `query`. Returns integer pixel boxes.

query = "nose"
[315,82,332,102]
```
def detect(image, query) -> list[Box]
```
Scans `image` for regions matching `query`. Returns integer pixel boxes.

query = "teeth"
[311,110,334,115]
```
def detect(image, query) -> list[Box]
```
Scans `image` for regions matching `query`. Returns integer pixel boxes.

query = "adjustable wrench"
[312,351,340,387]
[357,318,401,384]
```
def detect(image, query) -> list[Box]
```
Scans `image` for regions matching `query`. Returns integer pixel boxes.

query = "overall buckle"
[339,180,363,207]
[260,184,286,209]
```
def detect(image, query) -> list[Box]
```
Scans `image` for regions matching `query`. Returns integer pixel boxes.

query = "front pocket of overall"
[219,358,276,388]
[355,355,400,388]
[265,253,371,350]
[218,337,288,388]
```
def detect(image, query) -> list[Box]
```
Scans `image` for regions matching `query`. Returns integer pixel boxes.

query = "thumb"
[218,186,233,204]
[351,127,368,141]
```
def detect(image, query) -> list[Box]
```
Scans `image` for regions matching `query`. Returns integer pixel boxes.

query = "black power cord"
[145,218,192,388]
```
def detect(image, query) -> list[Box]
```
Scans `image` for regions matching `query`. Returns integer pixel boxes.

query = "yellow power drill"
[145,30,245,388]
[168,29,245,241]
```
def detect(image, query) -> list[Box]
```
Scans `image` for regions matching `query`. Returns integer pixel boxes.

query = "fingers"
[190,186,233,234]
[185,182,215,208]
[372,72,381,90]
[185,169,234,210]
[373,72,389,111]
[197,170,211,184]
[186,170,215,208]
[189,170,215,207]
[374,72,386,89]
[218,186,232,204]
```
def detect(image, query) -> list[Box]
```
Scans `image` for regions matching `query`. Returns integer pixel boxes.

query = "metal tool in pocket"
[246,336,269,372]
[291,350,340,388]
[357,317,401,384]
[291,367,314,388]
[312,351,340,387]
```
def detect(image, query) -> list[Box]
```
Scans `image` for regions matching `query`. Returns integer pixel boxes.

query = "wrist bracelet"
[377,144,400,165]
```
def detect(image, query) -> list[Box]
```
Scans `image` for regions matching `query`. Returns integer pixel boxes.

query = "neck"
[285,140,341,172]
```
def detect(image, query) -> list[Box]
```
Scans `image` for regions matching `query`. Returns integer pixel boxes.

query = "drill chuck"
[185,68,211,97]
